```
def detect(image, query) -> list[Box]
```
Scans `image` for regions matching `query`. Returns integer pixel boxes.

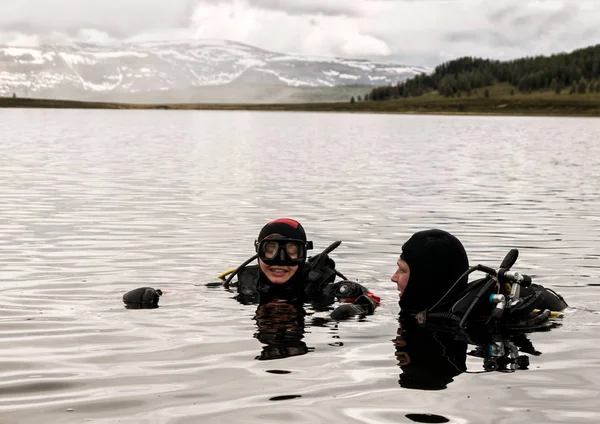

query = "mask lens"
[285,242,301,260]
[258,238,306,264]
[261,241,280,260]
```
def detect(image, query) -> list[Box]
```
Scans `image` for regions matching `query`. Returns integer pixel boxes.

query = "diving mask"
[255,237,313,266]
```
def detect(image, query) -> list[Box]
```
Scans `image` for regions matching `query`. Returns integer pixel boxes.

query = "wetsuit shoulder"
[236,265,260,293]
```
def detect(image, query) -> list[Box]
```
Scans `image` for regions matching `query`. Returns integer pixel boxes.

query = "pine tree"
[570,82,577,94]
[366,43,600,101]
[578,78,587,94]
[555,79,563,94]
[350,96,355,103]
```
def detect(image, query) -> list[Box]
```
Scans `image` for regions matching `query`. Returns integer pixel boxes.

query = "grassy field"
[84,84,373,104]
[2,84,600,116]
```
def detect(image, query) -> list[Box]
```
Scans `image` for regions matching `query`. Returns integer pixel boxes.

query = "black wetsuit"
[232,263,378,314]
[234,256,378,360]
[397,229,568,331]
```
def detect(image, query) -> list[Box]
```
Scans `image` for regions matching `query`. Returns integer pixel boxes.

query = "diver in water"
[122,218,379,320]
[391,229,568,388]
[225,218,380,317]
[392,229,470,317]
[391,228,568,329]
[391,229,469,389]
[224,217,379,359]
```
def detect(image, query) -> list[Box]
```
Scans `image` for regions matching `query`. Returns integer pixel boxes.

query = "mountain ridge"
[0,39,430,103]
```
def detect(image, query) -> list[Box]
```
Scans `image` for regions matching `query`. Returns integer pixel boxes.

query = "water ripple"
[1,110,599,423]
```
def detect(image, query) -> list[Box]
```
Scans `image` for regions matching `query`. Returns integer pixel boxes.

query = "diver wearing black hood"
[231,218,380,314]
[390,228,568,390]
[392,229,568,329]
[123,218,380,319]
[397,229,469,314]
[251,218,310,300]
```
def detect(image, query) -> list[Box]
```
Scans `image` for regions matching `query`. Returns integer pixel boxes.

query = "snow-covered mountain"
[0,40,430,103]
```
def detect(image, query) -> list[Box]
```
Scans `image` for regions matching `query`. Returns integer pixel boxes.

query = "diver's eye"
[262,241,279,259]
[286,242,300,260]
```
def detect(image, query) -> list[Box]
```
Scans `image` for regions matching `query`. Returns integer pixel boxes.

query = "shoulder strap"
[304,241,344,289]
[236,265,260,292]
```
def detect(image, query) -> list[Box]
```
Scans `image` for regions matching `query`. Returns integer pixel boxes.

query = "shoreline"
[1,96,600,117]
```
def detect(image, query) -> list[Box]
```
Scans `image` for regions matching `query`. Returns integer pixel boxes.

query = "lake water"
[1,109,599,424]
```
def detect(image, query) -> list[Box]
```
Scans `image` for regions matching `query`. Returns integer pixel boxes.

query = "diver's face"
[391,258,410,298]
[258,234,299,284]
[259,259,299,284]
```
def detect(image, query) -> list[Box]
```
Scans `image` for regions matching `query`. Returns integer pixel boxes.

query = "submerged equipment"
[469,335,533,372]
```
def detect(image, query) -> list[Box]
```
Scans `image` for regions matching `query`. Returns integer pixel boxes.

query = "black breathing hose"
[223,254,258,289]
[458,277,498,328]
[428,265,494,313]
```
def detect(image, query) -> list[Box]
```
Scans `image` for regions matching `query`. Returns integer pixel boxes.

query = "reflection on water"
[394,318,558,391]
[466,330,542,373]
[1,109,600,423]
[394,320,467,391]
[253,301,311,361]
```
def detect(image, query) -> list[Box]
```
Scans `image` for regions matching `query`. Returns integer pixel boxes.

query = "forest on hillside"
[364,44,600,101]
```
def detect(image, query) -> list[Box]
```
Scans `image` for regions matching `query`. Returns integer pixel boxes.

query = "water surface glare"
[1,109,599,423]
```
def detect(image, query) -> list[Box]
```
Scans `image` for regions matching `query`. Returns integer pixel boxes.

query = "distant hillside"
[4,86,600,117]
[0,39,429,103]
[368,44,600,101]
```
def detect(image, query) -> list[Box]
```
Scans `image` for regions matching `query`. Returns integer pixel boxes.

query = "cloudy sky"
[1,0,598,66]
